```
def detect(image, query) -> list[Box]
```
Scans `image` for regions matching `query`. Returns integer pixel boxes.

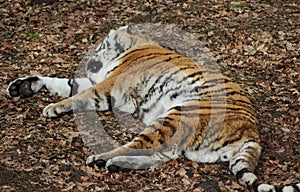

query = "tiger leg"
[86,106,197,171]
[229,140,261,190]
[86,143,180,171]
[42,77,116,117]
[7,76,93,98]
[229,141,300,192]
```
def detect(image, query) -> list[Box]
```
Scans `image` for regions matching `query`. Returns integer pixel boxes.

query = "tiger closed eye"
[87,59,102,72]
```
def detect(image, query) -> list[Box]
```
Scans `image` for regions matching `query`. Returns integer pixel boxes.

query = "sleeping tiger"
[7,26,299,192]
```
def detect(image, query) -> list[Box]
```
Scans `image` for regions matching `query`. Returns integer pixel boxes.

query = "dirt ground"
[0,0,299,191]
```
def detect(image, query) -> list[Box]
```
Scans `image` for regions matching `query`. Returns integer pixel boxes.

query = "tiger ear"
[118,25,132,34]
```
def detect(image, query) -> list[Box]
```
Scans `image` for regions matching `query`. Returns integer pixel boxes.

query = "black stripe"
[141,56,183,99]
[137,56,190,109]
[251,179,261,192]
[158,116,174,122]
[88,78,97,85]
[169,111,201,117]
[143,67,180,100]
[190,70,223,85]
[235,168,251,181]
[148,55,182,70]
[107,52,176,78]
[69,79,80,96]
[243,140,257,145]
[157,119,177,135]
[207,87,232,97]
[176,99,255,118]
[140,134,153,144]
[67,79,72,87]
[230,158,247,170]
[105,47,158,76]
[170,106,182,112]
[105,39,110,48]
[181,71,203,82]
[227,98,252,107]
[121,51,174,69]
[54,108,59,116]
[192,84,241,98]
[120,46,153,59]
[94,89,103,110]
[106,95,115,111]
[114,41,126,53]
[94,88,101,98]
[140,108,150,120]
[140,91,180,124]
[226,106,254,113]
[226,107,256,120]
[174,72,202,86]
[95,41,104,52]
[173,105,246,112]
[166,66,198,81]
[275,186,283,192]
[94,98,100,109]
[170,91,179,100]
[68,79,73,97]
[169,107,255,122]
[191,84,216,94]
[169,105,202,112]
[189,76,202,85]
[202,77,229,85]
[132,139,143,148]
[144,74,168,100]
[225,111,257,123]
[173,111,201,118]
[157,129,165,144]
[221,129,256,150]
[292,184,300,192]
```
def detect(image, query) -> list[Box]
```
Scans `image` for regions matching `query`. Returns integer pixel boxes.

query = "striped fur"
[7,26,299,192]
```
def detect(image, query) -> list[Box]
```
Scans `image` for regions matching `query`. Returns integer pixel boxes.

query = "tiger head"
[85,26,155,83]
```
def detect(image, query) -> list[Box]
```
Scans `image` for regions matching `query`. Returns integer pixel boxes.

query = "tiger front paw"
[7,76,40,98]
[86,154,152,171]
[86,155,129,172]
[86,155,107,168]
[43,102,72,118]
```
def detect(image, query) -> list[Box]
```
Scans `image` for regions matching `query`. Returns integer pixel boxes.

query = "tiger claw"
[43,103,59,117]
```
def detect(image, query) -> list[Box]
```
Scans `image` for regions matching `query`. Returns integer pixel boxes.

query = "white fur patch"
[184,146,237,163]
[282,186,297,192]
[238,172,257,186]
[257,184,276,192]
[106,155,163,169]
